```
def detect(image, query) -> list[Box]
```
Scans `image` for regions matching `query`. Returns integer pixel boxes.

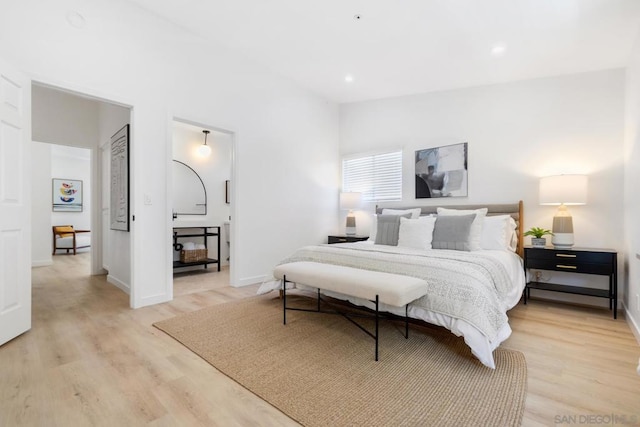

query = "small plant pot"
[531,238,546,248]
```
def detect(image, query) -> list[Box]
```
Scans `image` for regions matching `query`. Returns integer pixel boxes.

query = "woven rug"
[154,295,527,427]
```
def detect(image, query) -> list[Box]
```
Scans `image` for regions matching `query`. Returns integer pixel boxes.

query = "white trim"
[624,301,640,345]
[107,274,130,294]
[31,260,53,267]
[233,274,268,288]
[341,147,405,161]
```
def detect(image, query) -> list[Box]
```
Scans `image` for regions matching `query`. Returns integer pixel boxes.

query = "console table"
[172,226,220,271]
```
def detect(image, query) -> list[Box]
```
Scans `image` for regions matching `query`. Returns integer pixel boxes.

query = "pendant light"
[198,130,212,157]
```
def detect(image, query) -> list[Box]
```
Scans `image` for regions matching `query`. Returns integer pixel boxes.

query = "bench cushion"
[273,261,428,307]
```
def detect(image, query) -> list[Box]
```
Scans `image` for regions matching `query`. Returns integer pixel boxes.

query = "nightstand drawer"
[525,257,614,275]
[524,248,614,265]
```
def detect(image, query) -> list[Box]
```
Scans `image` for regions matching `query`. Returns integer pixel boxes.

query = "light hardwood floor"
[1,254,639,426]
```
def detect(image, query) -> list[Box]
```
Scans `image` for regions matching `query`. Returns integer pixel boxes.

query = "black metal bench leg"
[375,295,379,361]
[283,275,287,325]
[405,304,409,339]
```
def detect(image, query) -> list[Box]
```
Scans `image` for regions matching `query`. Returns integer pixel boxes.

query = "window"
[342,150,402,202]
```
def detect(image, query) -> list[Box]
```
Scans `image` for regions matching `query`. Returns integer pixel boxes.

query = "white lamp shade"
[539,175,588,205]
[339,192,363,210]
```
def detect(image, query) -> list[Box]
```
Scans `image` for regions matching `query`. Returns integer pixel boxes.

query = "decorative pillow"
[398,216,437,250]
[436,207,488,251]
[508,217,518,252]
[382,208,422,219]
[368,214,378,242]
[432,214,476,251]
[375,214,411,246]
[480,215,513,251]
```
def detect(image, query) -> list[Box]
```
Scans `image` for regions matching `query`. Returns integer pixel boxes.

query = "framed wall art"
[52,178,83,212]
[415,142,468,199]
[110,124,130,231]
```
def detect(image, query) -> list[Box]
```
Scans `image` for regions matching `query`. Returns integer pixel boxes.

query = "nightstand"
[327,235,369,244]
[523,246,618,319]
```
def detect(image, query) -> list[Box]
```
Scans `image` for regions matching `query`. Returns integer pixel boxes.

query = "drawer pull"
[337,238,347,242]
[556,254,577,258]
[556,264,577,270]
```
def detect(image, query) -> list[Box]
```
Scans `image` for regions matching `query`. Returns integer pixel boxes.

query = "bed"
[258,201,525,369]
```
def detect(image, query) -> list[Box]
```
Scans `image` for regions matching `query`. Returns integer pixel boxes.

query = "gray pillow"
[432,214,477,251]
[375,214,411,246]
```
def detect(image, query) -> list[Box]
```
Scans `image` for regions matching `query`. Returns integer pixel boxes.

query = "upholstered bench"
[273,261,429,360]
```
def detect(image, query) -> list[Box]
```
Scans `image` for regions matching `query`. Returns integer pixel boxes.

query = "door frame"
[167,115,238,291]
[30,75,136,306]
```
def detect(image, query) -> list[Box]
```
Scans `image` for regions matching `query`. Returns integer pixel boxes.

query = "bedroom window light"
[342,150,402,202]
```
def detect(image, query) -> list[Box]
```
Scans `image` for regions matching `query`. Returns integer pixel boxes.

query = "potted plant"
[524,227,553,248]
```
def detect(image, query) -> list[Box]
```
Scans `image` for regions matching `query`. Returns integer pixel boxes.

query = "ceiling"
[127,0,640,103]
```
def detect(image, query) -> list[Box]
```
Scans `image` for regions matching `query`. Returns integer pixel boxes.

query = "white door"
[0,58,31,346]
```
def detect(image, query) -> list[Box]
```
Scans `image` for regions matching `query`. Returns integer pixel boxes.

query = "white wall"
[340,69,625,306]
[32,85,99,149]
[172,123,232,266]
[31,142,52,267]
[98,103,131,291]
[624,30,640,341]
[30,144,91,263]
[51,145,91,230]
[0,0,339,307]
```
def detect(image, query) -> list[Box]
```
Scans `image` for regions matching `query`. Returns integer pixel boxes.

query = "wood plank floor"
[1,253,639,426]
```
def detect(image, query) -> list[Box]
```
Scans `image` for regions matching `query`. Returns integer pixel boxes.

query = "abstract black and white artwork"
[415,142,468,199]
[110,124,130,231]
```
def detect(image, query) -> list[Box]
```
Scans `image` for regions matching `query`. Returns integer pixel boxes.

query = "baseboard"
[31,260,53,267]
[107,274,130,294]
[233,274,268,288]
[624,301,640,345]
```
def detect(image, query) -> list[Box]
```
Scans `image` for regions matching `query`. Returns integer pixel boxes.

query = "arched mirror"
[172,160,207,215]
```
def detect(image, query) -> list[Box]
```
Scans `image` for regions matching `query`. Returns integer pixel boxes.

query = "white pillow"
[382,208,422,219]
[436,207,488,251]
[480,215,513,251]
[368,214,377,242]
[508,217,518,252]
[398,216,437,250]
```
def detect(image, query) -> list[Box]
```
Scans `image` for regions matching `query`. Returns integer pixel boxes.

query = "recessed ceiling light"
[66,11,86,29]
[491,44,507,57]
[353,14,362,21]
[345,75,354,83]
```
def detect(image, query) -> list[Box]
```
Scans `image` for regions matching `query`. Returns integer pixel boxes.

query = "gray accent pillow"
[375,214,411,246]
[432,214,477,251]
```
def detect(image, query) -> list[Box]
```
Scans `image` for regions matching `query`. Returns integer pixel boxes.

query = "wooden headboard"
[375,201,524,257]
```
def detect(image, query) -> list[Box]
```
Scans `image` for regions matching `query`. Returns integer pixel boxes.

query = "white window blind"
[342,150,402,202]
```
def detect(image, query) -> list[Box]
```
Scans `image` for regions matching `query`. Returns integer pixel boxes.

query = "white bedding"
[258,241,525,369]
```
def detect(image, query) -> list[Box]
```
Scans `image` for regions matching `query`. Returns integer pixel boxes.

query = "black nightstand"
[523,246,618,319]
[328,235,369,244]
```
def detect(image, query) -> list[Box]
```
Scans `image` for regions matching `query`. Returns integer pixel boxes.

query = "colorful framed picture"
[52,178,83,212]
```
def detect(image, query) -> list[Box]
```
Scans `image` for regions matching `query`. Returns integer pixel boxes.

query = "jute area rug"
[154,294,527,427]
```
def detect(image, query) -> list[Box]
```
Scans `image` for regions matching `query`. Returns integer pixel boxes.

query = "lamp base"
[345,215,356,236]
[552,233,574,248]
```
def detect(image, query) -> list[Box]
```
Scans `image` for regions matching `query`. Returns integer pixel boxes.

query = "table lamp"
[340,192,363,235]
[539,174,588,248]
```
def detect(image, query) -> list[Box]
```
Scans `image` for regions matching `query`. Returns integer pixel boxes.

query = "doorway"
[31,82,132,292]
[170,118,235,295]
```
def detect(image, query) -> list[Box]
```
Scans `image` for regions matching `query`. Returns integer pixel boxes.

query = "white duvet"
[258,242,525,369]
